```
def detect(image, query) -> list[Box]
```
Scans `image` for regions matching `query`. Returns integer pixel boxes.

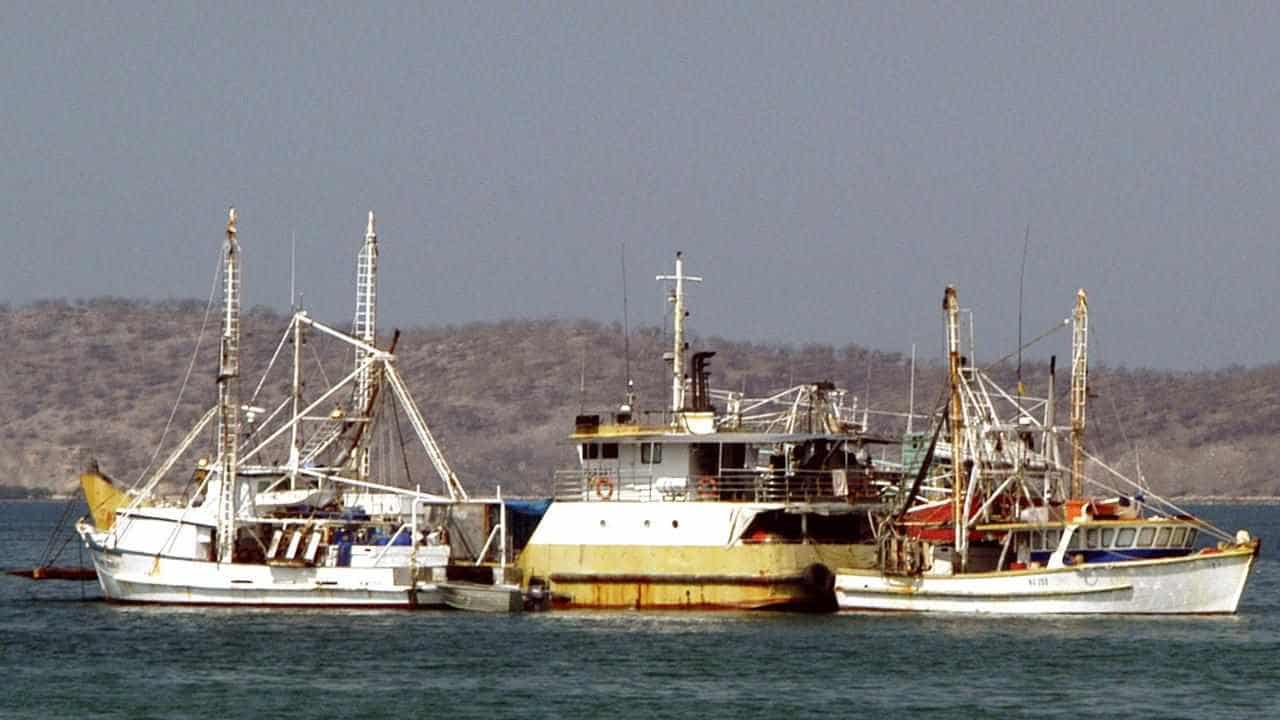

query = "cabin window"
[1186,529,1198,547]
[1046,530,1061,549]
[1069,531,1082,550]
[583,443,599,460]
[602,443,619,459]
[1171,527,1187,546]
[1137,527,1156,547]
[1102,528,1116,547]
[721,443,748,469]
[1117,528,1136,547]
[1085,528,1100,549]
[1156,527,1172,546]
[641,443,663,464]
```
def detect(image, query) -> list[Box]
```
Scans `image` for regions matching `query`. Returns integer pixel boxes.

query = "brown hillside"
[2,299,1277,497]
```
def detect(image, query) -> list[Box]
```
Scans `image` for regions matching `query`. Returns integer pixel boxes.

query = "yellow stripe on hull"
[518,542,877,609]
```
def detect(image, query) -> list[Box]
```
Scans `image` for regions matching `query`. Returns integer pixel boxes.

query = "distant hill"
[3,298,1278,498]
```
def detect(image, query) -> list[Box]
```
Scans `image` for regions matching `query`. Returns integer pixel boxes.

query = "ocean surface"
[2,500,1277,719]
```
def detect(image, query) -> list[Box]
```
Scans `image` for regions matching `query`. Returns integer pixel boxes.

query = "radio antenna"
[621,242,634,410]
[290,230,297,310]
[1017,223,1031,397]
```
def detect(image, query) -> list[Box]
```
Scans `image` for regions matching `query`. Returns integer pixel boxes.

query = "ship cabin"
[560,410,885,505]
[1008,519,1201,568]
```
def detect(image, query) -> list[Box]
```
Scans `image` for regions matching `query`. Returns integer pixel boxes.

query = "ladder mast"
[351,211,379,480]
[215,208,243,563]
[1070,289,1089,498]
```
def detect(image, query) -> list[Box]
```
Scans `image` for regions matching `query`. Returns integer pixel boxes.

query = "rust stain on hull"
[521,542,874,610]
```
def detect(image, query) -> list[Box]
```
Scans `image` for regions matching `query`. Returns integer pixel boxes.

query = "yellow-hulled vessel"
[516,253,887,610]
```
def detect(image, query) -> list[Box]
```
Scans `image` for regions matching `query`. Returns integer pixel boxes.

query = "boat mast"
[288,308,303,489]
[944,287,966,560]
[657,252,702,414]
[1070,289,1088,498]
[215,208,243,563]
[351,211,379,481]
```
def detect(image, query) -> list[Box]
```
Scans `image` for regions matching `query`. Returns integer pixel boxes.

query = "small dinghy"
[440,581,523,613]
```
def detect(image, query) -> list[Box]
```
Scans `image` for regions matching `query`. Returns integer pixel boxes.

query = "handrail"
[552,467,885,503]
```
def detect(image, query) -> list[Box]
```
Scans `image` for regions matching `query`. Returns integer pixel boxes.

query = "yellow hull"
[518,542,877,609]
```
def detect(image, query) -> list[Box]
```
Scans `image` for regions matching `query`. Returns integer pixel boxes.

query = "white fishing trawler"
[515,253,891,609]
[76,209,518,608]
[833,287,1260,614]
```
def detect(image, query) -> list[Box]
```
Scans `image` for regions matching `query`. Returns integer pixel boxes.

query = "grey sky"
[4,2,1278,370]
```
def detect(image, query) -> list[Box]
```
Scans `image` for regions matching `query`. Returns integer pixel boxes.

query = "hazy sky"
[4,2,1278,370]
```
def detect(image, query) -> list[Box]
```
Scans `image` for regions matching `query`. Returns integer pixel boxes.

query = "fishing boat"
[75,209,517,608]
[515,253,893,609]
[833,287,1260,614]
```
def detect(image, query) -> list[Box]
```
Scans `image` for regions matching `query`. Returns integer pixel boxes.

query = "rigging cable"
[982,317,1071,373]
[131,248,224,491]
[1088,330,1150,491]
[36,486,85,568]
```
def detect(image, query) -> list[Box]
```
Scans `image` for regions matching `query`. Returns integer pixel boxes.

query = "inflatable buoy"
[593,476,614,500]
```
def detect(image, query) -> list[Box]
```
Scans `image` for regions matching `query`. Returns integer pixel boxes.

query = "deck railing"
[552,468,885,503]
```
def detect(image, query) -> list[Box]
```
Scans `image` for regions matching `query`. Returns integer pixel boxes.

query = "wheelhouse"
[1013,520,1201,566]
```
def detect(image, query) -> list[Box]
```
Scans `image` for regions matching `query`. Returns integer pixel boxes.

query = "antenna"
[907,343,916,434]
[621,242,634,410]
[579,341,588,413]
[290,230,297,310]
[1017,224,1030,396]
[864,354,872,422]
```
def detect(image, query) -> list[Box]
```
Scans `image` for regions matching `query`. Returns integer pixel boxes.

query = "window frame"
[641,442,663,465]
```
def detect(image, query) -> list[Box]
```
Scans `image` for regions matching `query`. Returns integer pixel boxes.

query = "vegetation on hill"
[3,299,1277,498]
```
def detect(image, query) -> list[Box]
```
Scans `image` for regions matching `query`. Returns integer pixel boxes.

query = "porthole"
[599,520,606,528]
[672,520,679,529]
[643,520,651,528]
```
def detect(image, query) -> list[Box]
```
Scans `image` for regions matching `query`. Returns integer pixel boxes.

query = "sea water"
[2,501,1276,719]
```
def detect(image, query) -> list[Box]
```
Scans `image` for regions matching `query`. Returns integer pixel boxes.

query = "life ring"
[696,475,718,499]
[593,476,614,500]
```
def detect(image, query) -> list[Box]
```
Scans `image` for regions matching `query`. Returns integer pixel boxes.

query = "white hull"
[84,541,444,608]
[834,546,1258,615]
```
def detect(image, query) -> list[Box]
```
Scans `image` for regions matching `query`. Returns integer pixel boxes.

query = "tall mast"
[351,211,379,480]
[215,208,243,563]
[656,252,702,413]
[1070,288,1088,498]
[944,287,966,556]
